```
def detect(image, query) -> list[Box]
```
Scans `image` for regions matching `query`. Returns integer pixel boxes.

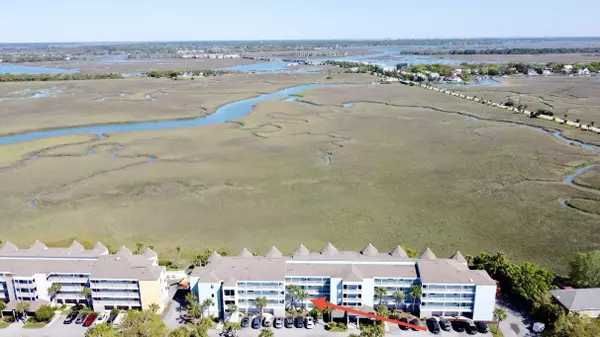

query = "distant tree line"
[143,68,232,79]
[0,68,235,82]
[0,54,70,63]
[400,47,600,55]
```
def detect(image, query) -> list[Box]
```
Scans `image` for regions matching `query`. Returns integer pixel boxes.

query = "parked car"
[106,312,119,324]
[94,312,109,325]
[113,313,126,327]
[466,320,478,335]
[262,316,272,327]
[284,316,294,328]
[75,313,88,324]
[83,312,98,327]
[452,320,466,332]
[63,311,79,324]
[251,317,261,329]
[398,317,409,330]
[273,316,283,329]
[304,316,314,329]
[294,316,304,328]
[475,321,490,333]
[240,316,250,328]
[409,319,421,331]
[439,318,452,331]
[426,318,441,334]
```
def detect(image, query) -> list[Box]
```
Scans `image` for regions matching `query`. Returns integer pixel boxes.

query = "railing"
[375,282,415,287]
[94,300,141,307]
[421,305,473,312]
[422,296,474,302]
[91,283,139,290]
[47,277,89,283]
[92,291,140,298]
[238,286,283,290]
[422,288,475,294]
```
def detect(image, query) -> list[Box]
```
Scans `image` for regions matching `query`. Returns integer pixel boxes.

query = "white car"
[94,311,109,325]
[304,316,314,329]
[113,312,126,326]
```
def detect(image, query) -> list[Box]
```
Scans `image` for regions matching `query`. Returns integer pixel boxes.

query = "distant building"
[446,75,463,83]
[581,68,591,75]
[542,69,552,76]
[551,288,600,318]
[429,72,441,80]
[527,69,538,76]
[452,69,463,75]
[562,65,573,73]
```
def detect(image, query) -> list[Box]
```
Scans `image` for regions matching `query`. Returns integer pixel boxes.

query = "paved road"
[496,299,537,337]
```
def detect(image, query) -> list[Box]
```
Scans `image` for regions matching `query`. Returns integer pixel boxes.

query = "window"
[211,294,214,298]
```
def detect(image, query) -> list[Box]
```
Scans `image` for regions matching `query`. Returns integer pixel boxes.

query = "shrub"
[327,322,337,330]
[337,322,347,329]
[224,322,242,329]
[111,307,120,315]
[309,307,322,320]
[34,305,55,322]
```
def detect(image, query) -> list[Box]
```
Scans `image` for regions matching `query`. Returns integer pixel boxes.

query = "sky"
[1,0,599,42]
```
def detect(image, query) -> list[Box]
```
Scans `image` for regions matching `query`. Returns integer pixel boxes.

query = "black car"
[466,320,478,335]
[106,313,118,324]
[262,316,272,328]
[284,316,294,328]
[240,317,250,328]
[273,316,283,329]
[398,317,409,330]
[294,316,304,328]
[74,313,88,324]
[409,319,421,331]
[475,321,489,333]
[251,317,261,329]
[452,320,466,332]
[426,318,441,334]
[439,318,452,331]
[63,311,79,324]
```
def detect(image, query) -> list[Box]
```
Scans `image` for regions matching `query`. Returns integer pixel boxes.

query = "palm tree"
[227,303,238,314]
[185,292,198,307]
[135,241,144,254]
[391,290,405,310]
[202,298,214,318]
[16,302,30,319]
[591,121,595,127]
[297,290,309,312]
[79,287,92,308]
[0,301,6,319]
[258,328,274,337]
[149,303,160,313]
[375,287,387,306]
[188,303,202,321]
[176,246,182,262]
[493,308,507,334]
[286,284,300,311]
[47,282,62,306]
[408,285,422,314]
[254,296,268,316]
[322,306,333,323]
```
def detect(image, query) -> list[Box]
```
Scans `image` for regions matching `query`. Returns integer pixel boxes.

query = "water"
[216,62,320,73]
[455,79,500,87]
[145,94,157,101]
[0,83,334,145]
[563,164,599,184]
[0,88,60,101]
[0,63,78,75]
[343,103,355,108]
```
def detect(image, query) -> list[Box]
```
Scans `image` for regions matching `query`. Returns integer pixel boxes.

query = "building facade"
[190,244,496,321]
[0,241,169,313]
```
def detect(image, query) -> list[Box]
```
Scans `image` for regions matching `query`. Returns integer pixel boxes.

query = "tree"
[226,303,238,314]
[35,305,56,322]
[286,284,300,310]
[0,301,5,319]
[258,328,274,337]
[322,306,333,322]
[176,246,182,262]
[297,290,309,311]
[391,290,405,310]
[135,242,144,254]
[358,321,385,337]
[47,282,62,305]
[493,308,507,334]
[16,302,30,318]
[185,292,198,307]
[80,287,93,307]
[510,262,554,302]
[375,287,387,306]
[148,303,160,313]
[119,310,168,337]
[375,305,389,318]
[545,313,600,337]
[191,317,213,337]
[188,303,202,321]
[202,298,214,318]
[402,246,419,258]
[168,327,191,337]
[85,323,120,337]
[569,250,600,288]
[254,296,268,316]
[408,285,422,313]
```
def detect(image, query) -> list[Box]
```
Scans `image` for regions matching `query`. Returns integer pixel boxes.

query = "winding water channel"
[2,82,599,210]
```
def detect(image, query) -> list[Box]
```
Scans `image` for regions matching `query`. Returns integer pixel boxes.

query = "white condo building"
[0,241,169,314]
[190,243,496,321]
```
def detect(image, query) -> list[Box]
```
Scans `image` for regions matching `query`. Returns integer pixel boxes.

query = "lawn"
[1,75,599,271]
[488,323,504,337]
[23,322,47,329]
[0,321,10,328]
[327,327,347,332]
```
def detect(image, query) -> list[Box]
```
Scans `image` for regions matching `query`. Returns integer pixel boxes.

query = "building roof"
[320,243,338,257]
[192,257,287,283]
[419,248,437,260]
[265,246,283,258]
[293,244,310,257]
[361,244,378,257]
[449,251,467,264]
[551,288,600,311]
[239,248,254,258]
[390,246,408,258]
[207,251,222,265]
[417,259,495,286]
[0,241,162,281]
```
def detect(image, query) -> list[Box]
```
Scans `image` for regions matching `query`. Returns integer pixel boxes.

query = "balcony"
[94,299,141,307]
[92,291,140,299]
[422,305,473,312]
[238,285,283,291]
[422,287,475,294]
[47,276,89,283]
[422,296,474,302]
[91,283,139,290]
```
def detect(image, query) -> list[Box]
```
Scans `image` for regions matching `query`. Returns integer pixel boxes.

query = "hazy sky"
[2,0,599,42]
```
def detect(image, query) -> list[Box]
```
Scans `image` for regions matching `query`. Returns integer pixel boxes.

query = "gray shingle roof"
[207,251,223,264]
[320,243,338,256]
[238,248,253,258]
[265,246,283,258]
[551,288,600,311]
[361,244,378,257]
[293,244,310,257]
[390,246,408,258]
[417,259,495,285]
[449,251,467,264]
[419,248,437,260]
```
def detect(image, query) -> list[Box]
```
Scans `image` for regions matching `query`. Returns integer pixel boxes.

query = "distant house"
[349,67,360,73]
[446,74,463,83]
[542,69,552,76]
[452,69,463,76]
[581,68,591,75]
[562,65,573,73]
[429,72,441,80]
[527,69,538,76]
[416,73,428,80]
[551,288,600,318]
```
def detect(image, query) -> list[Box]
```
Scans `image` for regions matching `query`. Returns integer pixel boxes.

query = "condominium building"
[0,241,169,313]
[190,244,496,321]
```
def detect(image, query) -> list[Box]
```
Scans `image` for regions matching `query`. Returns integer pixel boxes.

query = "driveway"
[1,314,88,337]
[163,285,192,329]
[496,299,538,337]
